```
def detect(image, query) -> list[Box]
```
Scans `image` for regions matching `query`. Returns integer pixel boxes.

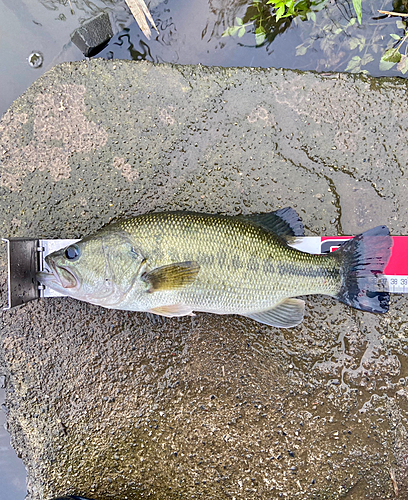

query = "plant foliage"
[222,0,362,44]
[222,0,408,76]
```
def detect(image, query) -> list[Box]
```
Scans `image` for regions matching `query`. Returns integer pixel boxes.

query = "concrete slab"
[1,60,408,499]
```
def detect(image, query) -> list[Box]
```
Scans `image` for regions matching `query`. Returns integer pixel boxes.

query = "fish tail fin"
[334,226,392,313]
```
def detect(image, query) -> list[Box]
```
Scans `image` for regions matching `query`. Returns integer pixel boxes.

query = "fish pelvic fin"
[148,304,195,318]
[244,298,305,328]
[334,225,392,313]
[141,261,200,292]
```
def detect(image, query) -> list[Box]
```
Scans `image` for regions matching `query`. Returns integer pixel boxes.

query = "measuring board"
[3,236,407,310]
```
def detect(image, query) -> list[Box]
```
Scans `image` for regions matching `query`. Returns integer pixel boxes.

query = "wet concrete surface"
[1,60,408,499]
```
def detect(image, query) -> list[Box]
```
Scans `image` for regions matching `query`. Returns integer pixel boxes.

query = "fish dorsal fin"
[243,207,305,239]
[149,304,195,317]
[244,298,305,328]
[141,261,200,292]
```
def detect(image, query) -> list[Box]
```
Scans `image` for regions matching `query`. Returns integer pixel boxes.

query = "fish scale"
[115,212,340,314]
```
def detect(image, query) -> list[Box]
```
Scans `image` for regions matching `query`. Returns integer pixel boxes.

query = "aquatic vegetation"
[222,0,408,76]
[379,17,408,74]
[223,0,361,46]
[222,0,329,46]
[297,8,408,75]
[263,0,328,22]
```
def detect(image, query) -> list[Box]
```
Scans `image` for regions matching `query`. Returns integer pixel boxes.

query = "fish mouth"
[37,260,78,290]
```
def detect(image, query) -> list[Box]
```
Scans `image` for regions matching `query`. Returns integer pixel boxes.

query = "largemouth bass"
[37,209,392,328]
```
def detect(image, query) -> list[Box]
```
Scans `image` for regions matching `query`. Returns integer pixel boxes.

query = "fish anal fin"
[244,298,305,328]
[142,261,200,292]
[244,207,305,240]
[149,304,195,318]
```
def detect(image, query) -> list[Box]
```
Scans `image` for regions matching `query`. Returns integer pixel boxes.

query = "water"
[0,388,27,500]
[1,1,408,117]
[100,0,408,76]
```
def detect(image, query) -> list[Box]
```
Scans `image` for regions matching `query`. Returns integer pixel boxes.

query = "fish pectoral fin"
[244,298,305,328]
[148,304,196,318]
[141,261,200,292]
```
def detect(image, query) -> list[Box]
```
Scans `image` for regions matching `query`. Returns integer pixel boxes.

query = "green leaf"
[352,0,362,24]
[379,59,397,71]
[222,25,240,37]
[390,33,401,40]
[345,55,361,72]
[255,31,266,45]
[276,5,285,21]
[379,49,401,71]
[286,3,296,17]
[381,48,402,64]
[238,26,246,37]
[235,17,243,26]
[221,26,239,36]
[396,20,406,30]
[361,54,374,66]
[349,37,360,50]
[296,44,308,56]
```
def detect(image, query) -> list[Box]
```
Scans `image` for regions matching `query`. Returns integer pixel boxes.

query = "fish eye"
[65,244,80,261]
